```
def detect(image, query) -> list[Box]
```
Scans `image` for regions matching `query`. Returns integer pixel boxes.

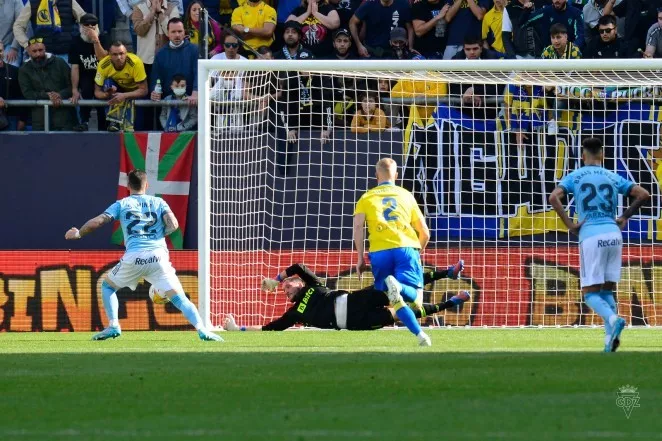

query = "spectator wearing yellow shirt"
[351,93,389,133]
[231,0,277,54]
[94,42,148,132]
[482,0,506,53]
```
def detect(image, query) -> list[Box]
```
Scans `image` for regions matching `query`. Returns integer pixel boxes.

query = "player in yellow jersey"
[354,158,459,346]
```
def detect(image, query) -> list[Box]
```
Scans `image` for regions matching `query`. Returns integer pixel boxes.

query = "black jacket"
[584,37,635,59]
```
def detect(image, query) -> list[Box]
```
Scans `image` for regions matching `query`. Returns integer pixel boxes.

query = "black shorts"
[345,287,395,330]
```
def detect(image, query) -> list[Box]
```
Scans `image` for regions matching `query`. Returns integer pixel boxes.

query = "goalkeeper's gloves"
[261,278,279,292]
[224,314,240,331]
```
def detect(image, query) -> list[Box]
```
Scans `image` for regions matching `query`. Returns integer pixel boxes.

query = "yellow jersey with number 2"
[354,182,423,253]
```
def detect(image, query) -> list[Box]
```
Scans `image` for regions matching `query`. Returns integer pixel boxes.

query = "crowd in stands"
[1,0,662,133]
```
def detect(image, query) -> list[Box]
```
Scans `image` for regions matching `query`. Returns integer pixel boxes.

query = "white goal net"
[198,59,662,329]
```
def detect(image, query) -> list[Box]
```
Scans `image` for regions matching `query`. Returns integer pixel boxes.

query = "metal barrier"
[2,99,194,132]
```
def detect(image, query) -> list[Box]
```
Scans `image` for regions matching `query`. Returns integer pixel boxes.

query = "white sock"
[109,319,120,328]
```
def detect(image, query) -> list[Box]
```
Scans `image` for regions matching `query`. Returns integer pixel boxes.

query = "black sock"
[414,301,457,318]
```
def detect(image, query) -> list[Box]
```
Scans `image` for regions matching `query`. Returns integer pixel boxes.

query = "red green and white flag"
[111,132,196,249]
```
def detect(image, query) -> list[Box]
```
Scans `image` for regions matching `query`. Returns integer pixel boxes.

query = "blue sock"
[101,281,119,327]
[394,303,422,336]
[599,290,618,337]
[170,293,203,330]
[400,285,419,304]
[585,292,616,327]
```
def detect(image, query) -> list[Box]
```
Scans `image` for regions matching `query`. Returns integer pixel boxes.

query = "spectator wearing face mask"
[150,18,198,108]
[388,27,425,59]
[160,73,197,131]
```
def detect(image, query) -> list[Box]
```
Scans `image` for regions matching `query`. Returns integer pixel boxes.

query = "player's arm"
[353,212,367,275]
[548,186,582,235]
[224,310,298,331]
[162,211,179,236]
[64,213,113,240]
[413,217,430,250]
[282,263,323,286]
[262,263,323,292]
[617,185,650,229]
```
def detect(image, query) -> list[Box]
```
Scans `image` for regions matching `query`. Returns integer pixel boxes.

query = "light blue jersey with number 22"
[559,165,634,242]
[104,195,171,252]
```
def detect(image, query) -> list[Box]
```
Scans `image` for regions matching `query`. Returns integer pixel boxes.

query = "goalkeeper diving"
[224,261,468,332]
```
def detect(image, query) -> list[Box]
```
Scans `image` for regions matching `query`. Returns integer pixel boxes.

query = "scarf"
[282,46,311,105]
[36,0,62,32]
[165,105,182,131]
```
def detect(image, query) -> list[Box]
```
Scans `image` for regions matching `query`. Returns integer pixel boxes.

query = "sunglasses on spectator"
[28,37,44,45]
[224,42,239,48]
[599,27,615,34]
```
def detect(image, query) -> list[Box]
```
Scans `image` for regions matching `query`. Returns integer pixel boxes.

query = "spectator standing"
[184,0,223,57]
[584,14,633,58]
[94,41,148,132]
[449,35,502,120]
[412,0,450,59]
[331,0,362,30]
[211,34,248,60]
[18,38,75,131]
[541,23,582,58]
[389,27,425,59]
[13,0,86,62]
[132,0,179,70]
[159,73,197,131]
[583,0,619,42]
[482,0,506,53]
[443,0,489,59]
[151,18,198,106]
[644,9,662,58]
[132,0,179,130]
[274,20,315,59]
[210,34,247,132]
[521,0,585,50]
[1,0,23,67]
[287,0,340,57]
[0,40,26,130]
[350,0,413,58]
[327,28,358,127]
[274,22,332,175]
[351,93,389,133]
[69,13,109,131]
[502,0,547,59]
[231,0,277,55]
[540,24,581,134]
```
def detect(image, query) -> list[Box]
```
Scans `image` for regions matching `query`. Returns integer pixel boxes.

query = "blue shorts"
[369,247,423,292]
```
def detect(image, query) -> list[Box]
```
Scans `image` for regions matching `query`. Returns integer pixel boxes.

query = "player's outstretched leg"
[585,292,623,352]
[423,260,465,285]
[385,276,431,346]
[169,293,224,342]
[92,280,122,341]
[414,291,471,318]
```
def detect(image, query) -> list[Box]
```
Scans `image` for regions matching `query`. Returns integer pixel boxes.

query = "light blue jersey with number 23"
[104,194,171,252]
[559,165,634,242]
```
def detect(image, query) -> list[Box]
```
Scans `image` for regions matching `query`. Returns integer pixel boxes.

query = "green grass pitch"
[1,329,661,441]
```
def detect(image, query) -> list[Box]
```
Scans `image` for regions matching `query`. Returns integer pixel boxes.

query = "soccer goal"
[198,58,662,329]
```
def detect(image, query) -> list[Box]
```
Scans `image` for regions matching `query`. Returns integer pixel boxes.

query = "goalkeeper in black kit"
[223,261,469,332]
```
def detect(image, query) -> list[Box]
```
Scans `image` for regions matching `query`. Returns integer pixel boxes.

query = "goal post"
[198,58,662,329]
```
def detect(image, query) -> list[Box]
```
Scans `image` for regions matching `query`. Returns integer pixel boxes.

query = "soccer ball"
[148,285,170,304]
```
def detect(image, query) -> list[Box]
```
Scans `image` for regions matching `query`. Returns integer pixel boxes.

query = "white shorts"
[107,249,184,293]
[579,232,623,288]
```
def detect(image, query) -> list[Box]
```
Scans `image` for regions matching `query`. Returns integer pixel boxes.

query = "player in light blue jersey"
[65,169,223,342]
[549,138,650,352]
